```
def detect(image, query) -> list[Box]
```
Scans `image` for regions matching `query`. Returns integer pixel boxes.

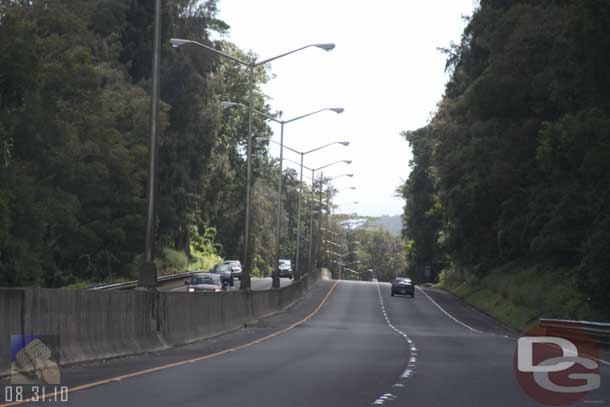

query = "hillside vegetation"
[0,1,316,287]
[400,0,610,321]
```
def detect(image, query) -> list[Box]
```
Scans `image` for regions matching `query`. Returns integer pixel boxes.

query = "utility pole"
[272,122,285,289]
[316,172,324,268]
[308,169,315,273]
[139,0,162,290]
[324,191,331,267]
[295,152,304,280]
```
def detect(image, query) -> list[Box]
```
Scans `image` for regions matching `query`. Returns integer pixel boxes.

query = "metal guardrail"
[89,271,312,291]
[90,269,317,291]
[89,271,198,291]
[539,318,610,347]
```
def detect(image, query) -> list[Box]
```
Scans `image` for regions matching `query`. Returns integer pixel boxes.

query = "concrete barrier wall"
[160,291,225,345]
[0,289,25,376]
[22,289,166,367]
[250,290,277,319]
[0,270,323,375]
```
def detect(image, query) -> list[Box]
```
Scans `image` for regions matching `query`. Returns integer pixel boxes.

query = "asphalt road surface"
[162,276,294,292]
[7,280,609,407]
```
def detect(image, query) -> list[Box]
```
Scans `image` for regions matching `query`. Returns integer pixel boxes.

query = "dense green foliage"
[0,0,313,286]
[400,0,610,316]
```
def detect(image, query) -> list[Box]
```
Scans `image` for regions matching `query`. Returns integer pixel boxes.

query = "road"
[161,276,294,292]
[8,280,610,407]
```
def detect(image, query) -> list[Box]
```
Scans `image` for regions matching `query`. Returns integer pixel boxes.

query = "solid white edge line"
[596,357,610,367]
[415,285,482,333]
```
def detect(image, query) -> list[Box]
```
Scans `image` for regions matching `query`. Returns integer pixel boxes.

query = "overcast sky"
[216,0,475,216]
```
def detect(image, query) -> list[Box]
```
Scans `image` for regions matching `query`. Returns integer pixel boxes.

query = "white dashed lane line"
[371,283,417,406]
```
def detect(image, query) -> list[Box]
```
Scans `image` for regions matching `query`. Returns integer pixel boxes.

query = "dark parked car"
[184,273,224,293]
[211,263,234,286]
[278,259,293,279]
[224,260,242,280]
[391,277,415,297]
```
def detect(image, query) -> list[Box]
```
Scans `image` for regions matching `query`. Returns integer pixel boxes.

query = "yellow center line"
[0,281,338,407]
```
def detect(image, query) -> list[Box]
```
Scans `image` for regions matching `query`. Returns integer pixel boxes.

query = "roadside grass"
[436,259,595,331]
[187,251,223,273]
[62,248,224,289]
[158,247,223,275]
[63,278,131,290]
[62,281,97,290]
[158,248,188,274]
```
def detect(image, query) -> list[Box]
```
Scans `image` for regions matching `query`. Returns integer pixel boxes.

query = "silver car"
[224,260,242,280]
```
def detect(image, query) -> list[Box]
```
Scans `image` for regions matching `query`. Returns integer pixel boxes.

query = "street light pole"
[317,171,324,268]
[308,168,315,274]
[295,152,304,279]
[273,121,285,288]
[323,190,331,267]
[140,0,162,289]
[243,65,254,290]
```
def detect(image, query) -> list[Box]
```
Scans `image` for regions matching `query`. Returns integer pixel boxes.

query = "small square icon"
[10,335,61,385]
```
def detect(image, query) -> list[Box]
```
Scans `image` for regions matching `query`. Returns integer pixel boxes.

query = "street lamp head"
[344,161,352,165]
[346,172,354,176]
[170,38,192,48]
[349,187,356,190]
[315,43,336,51]
[339,141,350,146]
[330,107,345,114]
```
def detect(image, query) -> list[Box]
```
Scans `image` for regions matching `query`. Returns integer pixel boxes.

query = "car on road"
[211,263,234,286]
[391,277,415,297]
[224,260,242,280]
[278,259,293,279]
[184,273,225,293]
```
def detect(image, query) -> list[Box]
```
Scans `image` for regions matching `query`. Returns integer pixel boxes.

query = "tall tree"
[400,0,610,313]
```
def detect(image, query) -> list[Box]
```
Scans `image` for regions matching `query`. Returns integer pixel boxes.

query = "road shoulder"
[419,285,520,337]
[422,285,610,366]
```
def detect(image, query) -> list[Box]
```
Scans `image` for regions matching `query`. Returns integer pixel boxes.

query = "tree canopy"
[0,0,315,286]
[400,0,610,315]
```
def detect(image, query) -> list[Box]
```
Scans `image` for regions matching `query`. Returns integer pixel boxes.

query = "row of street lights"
[166,38,340,290]
[138,10,353,289]
[271,143,352,279]
[319,194,358,272]
[278,148,354,279]
[221,103,345,287]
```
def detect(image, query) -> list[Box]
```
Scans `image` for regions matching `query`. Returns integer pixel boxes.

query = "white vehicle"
[278,259,293,279]
[224,260,242,279]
